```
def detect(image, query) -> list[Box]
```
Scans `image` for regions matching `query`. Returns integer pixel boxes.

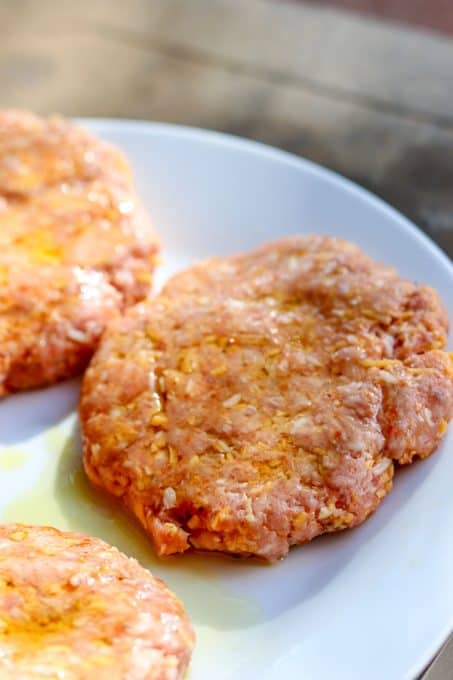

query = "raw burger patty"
[0,524,194,680]
[80,235,453,561]
[0,110,159,395]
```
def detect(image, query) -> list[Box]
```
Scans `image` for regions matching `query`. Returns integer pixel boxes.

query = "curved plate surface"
[1,119,452,680]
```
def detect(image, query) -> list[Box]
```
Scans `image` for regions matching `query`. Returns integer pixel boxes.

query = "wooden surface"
[0,1,451,676]
[0,0,452,258]
[423,637,453,680]
[301,0,453,37]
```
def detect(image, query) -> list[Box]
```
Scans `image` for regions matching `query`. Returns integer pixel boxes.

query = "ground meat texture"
[80,235,453,561]
[0,110,159,395]
[0,524,194,680]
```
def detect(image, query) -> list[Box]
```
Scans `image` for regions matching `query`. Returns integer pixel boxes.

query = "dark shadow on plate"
[0,379,80,445]
[53,419,444,626]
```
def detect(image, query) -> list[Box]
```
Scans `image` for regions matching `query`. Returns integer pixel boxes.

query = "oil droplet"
[0,447,28,471]
[2,417,263,674]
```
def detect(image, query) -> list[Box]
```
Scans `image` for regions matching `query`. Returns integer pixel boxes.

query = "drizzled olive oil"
[1,415,263,676]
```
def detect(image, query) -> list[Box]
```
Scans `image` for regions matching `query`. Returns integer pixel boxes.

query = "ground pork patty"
[0,524,194,680]
[0,110,159,395]
[80,235,453,561]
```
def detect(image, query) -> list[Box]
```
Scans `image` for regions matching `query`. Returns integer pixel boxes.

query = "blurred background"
[0,2,451,677]
[0,0,451,259]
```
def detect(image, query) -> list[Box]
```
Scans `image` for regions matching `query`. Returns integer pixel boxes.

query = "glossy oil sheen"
[1,120,453,680]
[1,416,263,677]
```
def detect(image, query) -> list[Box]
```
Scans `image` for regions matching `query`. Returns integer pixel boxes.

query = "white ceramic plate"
[0,120,452,680]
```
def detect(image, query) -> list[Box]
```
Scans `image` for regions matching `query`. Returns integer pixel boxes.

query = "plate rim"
[78,116,452,279]
[80,117,453,680]
[13,118,449,678]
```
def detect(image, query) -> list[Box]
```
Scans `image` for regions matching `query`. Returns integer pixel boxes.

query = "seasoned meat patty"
[0,524,194,680]
[80,236,453,561]
[0,110,159,395]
